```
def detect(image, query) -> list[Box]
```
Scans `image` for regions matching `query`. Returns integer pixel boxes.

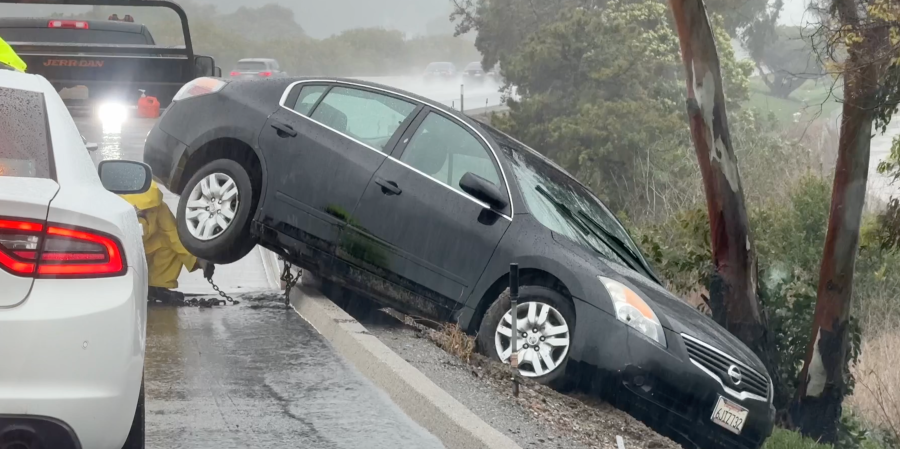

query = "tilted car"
[0,68,151,449]
[144,76,776,449]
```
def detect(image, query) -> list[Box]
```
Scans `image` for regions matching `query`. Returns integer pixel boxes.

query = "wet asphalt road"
[74,116,444,449]
[144,295,443,449]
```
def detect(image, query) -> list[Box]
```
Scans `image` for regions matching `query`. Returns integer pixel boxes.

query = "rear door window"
[310,86,416,152]
[0,87,53,179]
[292,85,328,116]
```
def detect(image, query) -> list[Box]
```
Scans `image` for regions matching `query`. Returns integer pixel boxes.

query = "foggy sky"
[0,0,454,38]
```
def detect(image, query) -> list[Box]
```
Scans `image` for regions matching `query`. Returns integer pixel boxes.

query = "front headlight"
[599,277,667,347]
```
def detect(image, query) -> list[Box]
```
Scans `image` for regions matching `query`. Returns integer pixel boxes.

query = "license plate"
[711,396,749,434]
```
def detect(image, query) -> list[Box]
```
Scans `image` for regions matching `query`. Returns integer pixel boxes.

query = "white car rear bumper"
[0,269,146,449]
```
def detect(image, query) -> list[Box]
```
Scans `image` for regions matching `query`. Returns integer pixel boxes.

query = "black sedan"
[144,76,776,449]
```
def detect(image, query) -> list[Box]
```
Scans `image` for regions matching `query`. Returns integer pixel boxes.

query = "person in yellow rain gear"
[120,181,215,303]
[0,35,27,72]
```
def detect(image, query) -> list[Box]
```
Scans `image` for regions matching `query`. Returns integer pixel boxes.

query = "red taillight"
[259,71,272,77]
[230,71,239,77]
[48,20,89,29]
[0,219,126,279]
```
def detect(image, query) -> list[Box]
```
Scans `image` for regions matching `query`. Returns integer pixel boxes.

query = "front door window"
[399,112,501,196]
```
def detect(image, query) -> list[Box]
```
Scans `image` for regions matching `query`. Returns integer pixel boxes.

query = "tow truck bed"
[0,0,218,109]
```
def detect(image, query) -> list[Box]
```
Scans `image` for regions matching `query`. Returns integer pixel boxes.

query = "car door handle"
[375,177,401,196]
[271,121,297,138]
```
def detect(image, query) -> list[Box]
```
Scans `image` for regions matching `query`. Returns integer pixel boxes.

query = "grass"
[745,76,843,124]
[764,429,832,449]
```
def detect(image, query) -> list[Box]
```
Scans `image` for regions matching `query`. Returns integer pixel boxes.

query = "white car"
[0,69,150,448]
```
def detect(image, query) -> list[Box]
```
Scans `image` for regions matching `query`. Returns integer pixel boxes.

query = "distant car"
[423,61,457,82]
[0,68,151,449]
[462,61,486,85]
[145,76,775,449]
[230,58,287,80]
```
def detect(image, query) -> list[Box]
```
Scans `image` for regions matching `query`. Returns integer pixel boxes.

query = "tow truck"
[0,0,221,113]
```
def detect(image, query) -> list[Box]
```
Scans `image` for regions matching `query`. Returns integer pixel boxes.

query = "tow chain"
[279,260,301,305]
[206,275,238,306]
[148,273,239,308]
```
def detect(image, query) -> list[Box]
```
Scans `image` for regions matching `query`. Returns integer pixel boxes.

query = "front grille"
[682,334,770,400]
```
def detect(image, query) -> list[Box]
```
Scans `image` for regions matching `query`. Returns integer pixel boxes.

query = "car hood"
[602,262,767,374]
[547,231,767,373]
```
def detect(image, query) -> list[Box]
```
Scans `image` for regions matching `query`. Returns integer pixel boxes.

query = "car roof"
[238,58,277,63]
[0,17,147,34]
[283,76,480,124]
[277,77,580,180]
[0,67,55,94]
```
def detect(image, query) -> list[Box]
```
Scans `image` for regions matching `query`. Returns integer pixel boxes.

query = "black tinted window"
[0,87,52,179]
[292,85,328,116]
[0,28,150,44]
[400,112,500,194]
[310,87,416,152]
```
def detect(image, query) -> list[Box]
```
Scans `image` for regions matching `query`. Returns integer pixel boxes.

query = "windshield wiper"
[575,210,659,282]
[534,185,644,273]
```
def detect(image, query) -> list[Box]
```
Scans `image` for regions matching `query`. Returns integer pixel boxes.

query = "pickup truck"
[0,0,221,110]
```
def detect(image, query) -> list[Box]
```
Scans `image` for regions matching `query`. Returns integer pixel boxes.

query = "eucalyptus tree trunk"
[789,0,886,438]
[667,0,777,383]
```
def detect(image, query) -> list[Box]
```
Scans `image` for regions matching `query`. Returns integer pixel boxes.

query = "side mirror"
[459,172,508,210]
[98,160,152,194]
[194,55,215,77]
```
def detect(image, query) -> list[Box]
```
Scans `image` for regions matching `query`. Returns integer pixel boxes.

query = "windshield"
[464,62,482,71]
[490,127,652,275]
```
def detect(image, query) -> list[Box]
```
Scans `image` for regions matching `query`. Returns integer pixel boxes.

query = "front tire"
[177,159,257,264]
[477,286,575,386]
[121,378,144,449]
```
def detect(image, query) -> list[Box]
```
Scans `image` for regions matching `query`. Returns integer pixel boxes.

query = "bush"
[635,174,868,411]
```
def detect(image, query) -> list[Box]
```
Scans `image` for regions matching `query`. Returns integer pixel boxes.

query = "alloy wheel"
[184,172,239,241]
[494,301,571,377]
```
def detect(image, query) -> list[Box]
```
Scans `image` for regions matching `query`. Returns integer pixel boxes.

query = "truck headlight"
[599,277,666,347]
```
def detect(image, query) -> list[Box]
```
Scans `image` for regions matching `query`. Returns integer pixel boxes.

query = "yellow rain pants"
[120,181,199,289]
[0,36,26,72]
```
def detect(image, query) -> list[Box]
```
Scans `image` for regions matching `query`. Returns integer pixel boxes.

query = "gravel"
[368,322,592,449]
[322,282,681,449]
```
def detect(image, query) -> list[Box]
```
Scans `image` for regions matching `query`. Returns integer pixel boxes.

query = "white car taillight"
[172,77,228,102]
[0,219,126,278]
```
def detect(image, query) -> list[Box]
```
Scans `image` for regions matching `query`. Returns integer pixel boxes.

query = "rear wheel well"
[469,269,574,334]
[177,138,262,201]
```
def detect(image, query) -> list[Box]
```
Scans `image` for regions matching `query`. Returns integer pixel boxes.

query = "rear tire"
[177,159,257,264]
[121,378,144,449]
[477,286,575,387]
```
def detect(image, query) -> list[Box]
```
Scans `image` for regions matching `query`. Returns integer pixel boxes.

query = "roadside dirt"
[364,309,680,449]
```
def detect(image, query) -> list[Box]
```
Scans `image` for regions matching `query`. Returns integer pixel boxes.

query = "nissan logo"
[727,365,742,385]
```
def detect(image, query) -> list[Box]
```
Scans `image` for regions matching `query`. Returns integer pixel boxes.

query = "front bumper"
[143,123,188,192]
[571,300,774,449]
[614,327,775,449]
[0,270,145,449]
